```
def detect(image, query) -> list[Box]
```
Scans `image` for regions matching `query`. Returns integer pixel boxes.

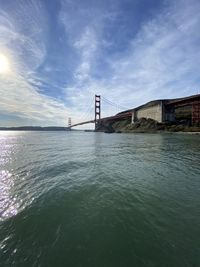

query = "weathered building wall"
[163,106,175,122]
[135,103,163,123]
[175,105,192,120]
[129,94,200,125]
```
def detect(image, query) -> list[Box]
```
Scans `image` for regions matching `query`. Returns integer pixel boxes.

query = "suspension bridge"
[67,93,200,129]
[68,95,132,130]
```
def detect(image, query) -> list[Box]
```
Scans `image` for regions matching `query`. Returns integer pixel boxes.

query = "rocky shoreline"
[96,118,200,134]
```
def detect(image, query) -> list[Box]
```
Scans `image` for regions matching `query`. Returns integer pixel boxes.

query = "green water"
[0,131,200,266]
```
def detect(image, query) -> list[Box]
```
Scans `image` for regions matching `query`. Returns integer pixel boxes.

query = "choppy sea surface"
[0,131,200,267]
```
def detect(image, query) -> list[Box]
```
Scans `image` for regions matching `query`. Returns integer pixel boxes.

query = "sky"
[0,0,200,128]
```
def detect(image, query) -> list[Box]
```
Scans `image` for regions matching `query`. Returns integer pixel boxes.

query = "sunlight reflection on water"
[0,170,20,220]
[0,132,22,220]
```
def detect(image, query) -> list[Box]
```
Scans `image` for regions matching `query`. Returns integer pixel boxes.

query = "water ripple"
[0,132,200,266]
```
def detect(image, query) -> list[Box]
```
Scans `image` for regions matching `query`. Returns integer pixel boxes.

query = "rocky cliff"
[96,117,200,133]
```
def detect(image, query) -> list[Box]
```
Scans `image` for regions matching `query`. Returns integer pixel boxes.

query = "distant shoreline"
[0,126,72,131]
[0,125,199,134]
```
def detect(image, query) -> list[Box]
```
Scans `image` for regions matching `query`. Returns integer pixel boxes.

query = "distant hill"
[0,126,74,131]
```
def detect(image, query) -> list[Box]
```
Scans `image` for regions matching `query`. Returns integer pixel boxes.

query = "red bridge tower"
[95,95,101,130]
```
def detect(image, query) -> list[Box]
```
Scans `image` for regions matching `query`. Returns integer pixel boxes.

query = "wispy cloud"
[74,27,98,82]
[0,72,68,124]
[0,1,70,126]
[110,0,200,102]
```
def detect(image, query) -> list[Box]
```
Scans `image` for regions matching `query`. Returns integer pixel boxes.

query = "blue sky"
[0,0,200,127]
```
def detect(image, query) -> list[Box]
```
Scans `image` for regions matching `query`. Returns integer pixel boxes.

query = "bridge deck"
[70,112,132,128]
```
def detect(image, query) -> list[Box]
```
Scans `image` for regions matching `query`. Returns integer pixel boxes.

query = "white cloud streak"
[0,1,70,126]
[0,72,68,124]
[74,27,98,82]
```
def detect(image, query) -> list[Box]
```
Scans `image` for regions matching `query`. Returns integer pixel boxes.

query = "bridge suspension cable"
[76,97,94,123]
[79,95,129,122]
[102,96,129,110]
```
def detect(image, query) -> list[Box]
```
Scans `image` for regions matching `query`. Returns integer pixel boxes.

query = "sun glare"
[0,54,9,73]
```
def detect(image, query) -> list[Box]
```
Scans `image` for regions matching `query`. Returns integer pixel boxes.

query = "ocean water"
[0,131,200,267]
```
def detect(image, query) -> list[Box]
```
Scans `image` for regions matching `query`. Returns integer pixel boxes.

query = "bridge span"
[69,112,132,129]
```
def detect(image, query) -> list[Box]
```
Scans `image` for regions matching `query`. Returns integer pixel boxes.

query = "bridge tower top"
[95,95,101,129]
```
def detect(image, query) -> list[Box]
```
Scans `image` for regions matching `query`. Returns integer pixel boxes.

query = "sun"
[0,54,9,73]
